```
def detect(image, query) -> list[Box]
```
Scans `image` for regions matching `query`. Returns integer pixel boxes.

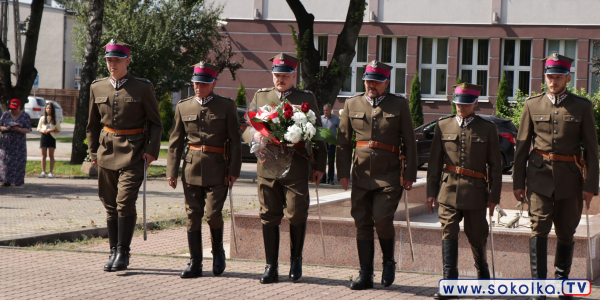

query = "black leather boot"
[210,227,226,276]
[379,238,396,287]
[527,237,548,300]
[111,216,136,271]
[260,224,279,284]
[350,239,374,290]
[289,222,306,282]
[471,241,490,279]
[555,241,575,300]
[181,231,203,278]
[434,239,459,299]
[104,219,118,272]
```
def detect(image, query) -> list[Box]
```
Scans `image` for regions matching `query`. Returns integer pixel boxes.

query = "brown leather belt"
[189,144,225,154]
[356,141,400,154]
[533,149,581,162]
[103,126,143,135]
[445,165,485,179]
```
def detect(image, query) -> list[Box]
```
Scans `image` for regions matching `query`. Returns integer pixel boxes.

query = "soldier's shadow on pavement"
[3,182,100,199]
[116,268,181,276]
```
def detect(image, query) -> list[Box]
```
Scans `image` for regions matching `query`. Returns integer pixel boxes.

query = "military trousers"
[258,176,309,226]
[181,179,228,232]
[527,190,583,245]
[438,203,488,248]
[351,184,403,240]
[98,159,144,220]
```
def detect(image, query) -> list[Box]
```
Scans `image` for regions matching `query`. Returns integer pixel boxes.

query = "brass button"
[115,94,118,96]
[571,117,574,121]
[373,110,376,113]
[554,140,557,143]
[462,141,465,144]
[113,110,117,113]
[554,121,558,124]
[462,133,465,136]
[554,130,558,134]
[461,149,465,152]
[373,117,376,120]
[202,127,205,130]
[555,111,558,114]
[448,137,451,139]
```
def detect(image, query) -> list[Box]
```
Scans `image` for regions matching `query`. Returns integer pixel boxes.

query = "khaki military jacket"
[336,92,418,190]
[241,87,326,180]
[87,73,162,170]
[513,92,599,199]
[426,115,502,210]
[167,94,242,187]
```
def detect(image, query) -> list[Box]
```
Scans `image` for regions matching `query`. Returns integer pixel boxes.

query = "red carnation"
[301,103,310,113]
[284,110,293,119]
[283,103,293,111]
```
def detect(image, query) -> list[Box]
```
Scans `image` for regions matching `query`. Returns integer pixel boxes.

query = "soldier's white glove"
[250,130,267,153]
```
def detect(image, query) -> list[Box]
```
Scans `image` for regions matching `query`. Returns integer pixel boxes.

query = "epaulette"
[571,93,591,102]
[390,93,407,99]
[354,92,365,97]
[438,115,455,121]
[91,77,107,84]
[525,93,544,101]
[134,77,152,84]
[257,87,273,92]
[177,96,193,104]
[295,87,314,94]
[476,115,495,125]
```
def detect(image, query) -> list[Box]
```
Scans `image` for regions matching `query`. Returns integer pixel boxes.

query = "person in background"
[320,103,340,185]
[0,99,32,187]
[37,103,61,178]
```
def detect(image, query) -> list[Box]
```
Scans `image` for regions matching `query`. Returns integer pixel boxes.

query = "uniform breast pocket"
[442,133,458,152]
[382,111,399,128]
[533,114,551,133]
[470,135,486,151]
[563,114,581,132]
[350,111,365,130]
[182,114,199,132]
[208,113,226,129]
[94,96,109,115]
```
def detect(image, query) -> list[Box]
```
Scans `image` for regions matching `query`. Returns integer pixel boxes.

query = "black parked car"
[414,114,517,172]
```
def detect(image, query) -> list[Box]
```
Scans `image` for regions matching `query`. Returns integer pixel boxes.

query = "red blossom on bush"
[301,103,310,113]
[284,110,293,119]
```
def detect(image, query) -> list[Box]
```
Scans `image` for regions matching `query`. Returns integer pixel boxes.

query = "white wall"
[214,0,600,26]
[63,14,79,90]
[6,2,67,89]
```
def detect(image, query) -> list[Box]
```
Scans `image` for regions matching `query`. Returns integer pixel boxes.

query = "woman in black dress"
[37,103,61,178]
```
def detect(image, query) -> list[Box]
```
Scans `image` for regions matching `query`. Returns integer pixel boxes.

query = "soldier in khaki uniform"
[426,83,502,300]
[513,54,598,300]
[336,61,418,290]
[241,54,327,284]
[87,40,162,272]
[167,62,242,278]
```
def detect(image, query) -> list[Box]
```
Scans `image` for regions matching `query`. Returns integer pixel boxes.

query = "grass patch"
[62,118,75,124]
[26,136,72,143]
[26,161,175,177]
[158,149,168,159]
[161,141,169,146]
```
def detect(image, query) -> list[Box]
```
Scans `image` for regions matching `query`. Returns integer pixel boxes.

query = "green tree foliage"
[159,93,174,141]
[60,0,243,99]
[496,71,511,117]
[236,84,247,107]
[569,85,600,145]
[409,72,424,127]
[451,77,461,114]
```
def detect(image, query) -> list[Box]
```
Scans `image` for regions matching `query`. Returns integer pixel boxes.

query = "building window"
[420,37,448,98]
[341,36,369,95]
[590,40,600,95]
[546,39,577,79]
[502,39,532,98]
[459,38,489,98]
[315,35,328,77]
[75,67,82,79]
[379,37,407,94]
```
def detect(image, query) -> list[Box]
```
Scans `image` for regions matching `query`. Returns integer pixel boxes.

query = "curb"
[0,218,178,247]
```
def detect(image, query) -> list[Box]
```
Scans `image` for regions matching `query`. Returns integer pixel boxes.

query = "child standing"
[37,103,61,178]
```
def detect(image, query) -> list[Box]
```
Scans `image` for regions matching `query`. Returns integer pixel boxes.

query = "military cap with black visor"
[452,83,482,104]
[362,60,392,82]
[269,53,299,74]
[104,39,132,59]
[191,62,219,84]
[543,53,574,75]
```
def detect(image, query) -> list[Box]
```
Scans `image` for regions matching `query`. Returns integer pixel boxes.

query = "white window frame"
[379,36,408,95]
[458,38,490,102]
[589,40,600,96]
[546,39,577,79]
[501,39,532,101]
[339,36,369,96]
[419,37,448,100]
[75,67,82,79]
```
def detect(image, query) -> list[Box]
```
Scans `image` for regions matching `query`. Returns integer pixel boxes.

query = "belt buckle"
[455,167,464,175]
[114,129,119,137]
[368,140,374,148]
[548,152,555,160]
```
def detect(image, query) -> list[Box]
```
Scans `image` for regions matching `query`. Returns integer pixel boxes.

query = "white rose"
[307,110,316,124]
[271,116,280,124]
[284,124,302,144]
[292,112,308,125]
[303,122,316,139]
[339,109,344,116]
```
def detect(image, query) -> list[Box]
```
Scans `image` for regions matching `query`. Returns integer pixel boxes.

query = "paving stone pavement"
[0,176,346,241]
